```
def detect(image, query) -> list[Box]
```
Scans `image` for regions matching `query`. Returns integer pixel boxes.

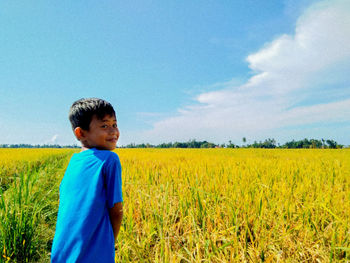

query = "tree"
[326,139,337,149]
[250,138,276,148]
[227,140,236,148]
[242,137,247,147]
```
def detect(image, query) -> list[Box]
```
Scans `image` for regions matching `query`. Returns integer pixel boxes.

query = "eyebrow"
[101,119,117,122]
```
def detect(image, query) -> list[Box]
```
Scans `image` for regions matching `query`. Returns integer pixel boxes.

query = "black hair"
[69,98,116,131]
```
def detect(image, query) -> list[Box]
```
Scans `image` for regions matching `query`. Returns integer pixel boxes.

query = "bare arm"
[109,202,123,242]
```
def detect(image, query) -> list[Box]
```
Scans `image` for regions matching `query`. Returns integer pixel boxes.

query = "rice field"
[0,148,349,262]
[0,149,76,190]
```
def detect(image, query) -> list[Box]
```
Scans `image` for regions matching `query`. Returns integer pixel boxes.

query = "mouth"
[107,138,118,143]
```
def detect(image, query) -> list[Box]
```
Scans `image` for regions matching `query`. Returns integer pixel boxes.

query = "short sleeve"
[103,153,123,208]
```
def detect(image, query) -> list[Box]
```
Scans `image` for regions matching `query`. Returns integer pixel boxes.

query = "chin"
[107,144,117,150]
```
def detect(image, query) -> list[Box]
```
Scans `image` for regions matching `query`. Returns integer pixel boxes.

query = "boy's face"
[78,114,119,150]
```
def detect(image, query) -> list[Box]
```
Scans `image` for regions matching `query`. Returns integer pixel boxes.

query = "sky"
[0,0,349,146]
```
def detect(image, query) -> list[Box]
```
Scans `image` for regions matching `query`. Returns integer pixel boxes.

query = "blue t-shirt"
[51,148,123,263]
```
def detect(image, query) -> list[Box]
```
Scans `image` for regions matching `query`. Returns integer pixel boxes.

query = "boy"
[51,98,123,263]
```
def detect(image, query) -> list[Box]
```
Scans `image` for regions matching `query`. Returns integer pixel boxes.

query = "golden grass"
[115,148,350,262]
[0,148,77,175]
[0,148,349,262]
[0,149,78,189]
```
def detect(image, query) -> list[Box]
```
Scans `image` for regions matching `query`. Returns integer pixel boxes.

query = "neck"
[81,146,91,152]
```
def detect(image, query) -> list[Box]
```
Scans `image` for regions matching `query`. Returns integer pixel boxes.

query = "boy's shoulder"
[93,148,118,157]
[93,149,120,165]
[91,148,119,160]
[73,148,120,163]
[67,149,120,175]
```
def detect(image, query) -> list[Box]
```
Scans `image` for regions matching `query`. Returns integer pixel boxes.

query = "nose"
[115,127,120,140]
[109,126,118,134]
[110,126,120,139]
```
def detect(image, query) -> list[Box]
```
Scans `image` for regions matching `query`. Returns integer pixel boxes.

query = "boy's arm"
[109,202,123,242]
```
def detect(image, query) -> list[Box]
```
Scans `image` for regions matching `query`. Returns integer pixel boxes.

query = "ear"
[74,127,85,140]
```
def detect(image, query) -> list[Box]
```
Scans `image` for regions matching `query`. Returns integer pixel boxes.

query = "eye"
[101,125,108,128]
[113,123,118,128]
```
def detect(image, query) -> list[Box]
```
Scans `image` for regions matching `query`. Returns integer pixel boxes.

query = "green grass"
[0,151,74,263]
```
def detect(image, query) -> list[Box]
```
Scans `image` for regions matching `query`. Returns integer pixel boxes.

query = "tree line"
[0,144,79,148]
[123,138,344,149]
[0,138,344,149]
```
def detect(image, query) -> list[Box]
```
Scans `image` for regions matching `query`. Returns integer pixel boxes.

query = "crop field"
[0,148,349,262]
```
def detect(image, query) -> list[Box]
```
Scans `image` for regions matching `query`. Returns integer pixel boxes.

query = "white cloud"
[139,0,350,144]
[50,134,59,144]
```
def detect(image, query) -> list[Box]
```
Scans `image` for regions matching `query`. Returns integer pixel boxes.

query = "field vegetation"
[0,148,349,262]
[0,149,77,262]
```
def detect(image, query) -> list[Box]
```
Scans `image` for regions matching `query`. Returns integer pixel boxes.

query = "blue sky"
[1,0,349,146]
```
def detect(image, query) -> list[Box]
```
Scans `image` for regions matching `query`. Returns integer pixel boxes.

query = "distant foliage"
[281,138,342,149]
[249,138,277,148]
[0,138,344,149]
[0,144,79,148]
[123,138,343,149]
[124,140,217,149]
